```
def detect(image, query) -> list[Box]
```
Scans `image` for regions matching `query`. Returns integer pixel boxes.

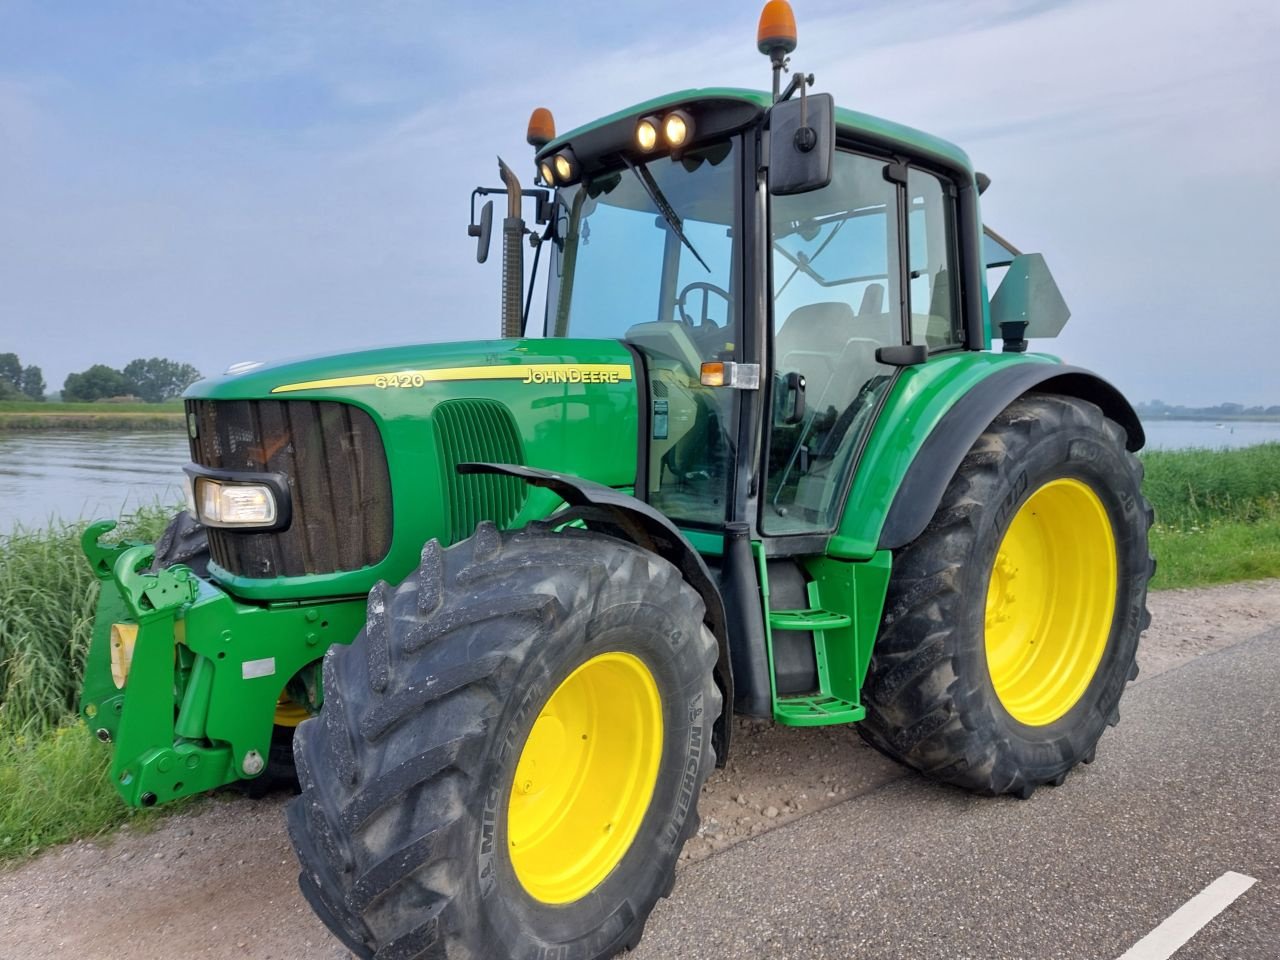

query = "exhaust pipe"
[497,157,525,339]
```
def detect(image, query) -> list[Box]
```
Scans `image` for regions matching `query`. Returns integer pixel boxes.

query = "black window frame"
[902,161,967,354]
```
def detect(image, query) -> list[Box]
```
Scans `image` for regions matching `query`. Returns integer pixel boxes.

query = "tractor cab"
[493,79,988,544]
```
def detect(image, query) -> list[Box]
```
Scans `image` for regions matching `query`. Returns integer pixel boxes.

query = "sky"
[2,0,1278,406]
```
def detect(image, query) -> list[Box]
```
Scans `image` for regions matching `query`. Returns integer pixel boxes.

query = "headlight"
[663,110,692,148]
[195,477,278,527]
[636,116,659,151]
[553,152,575,182]
[539,159,556,185]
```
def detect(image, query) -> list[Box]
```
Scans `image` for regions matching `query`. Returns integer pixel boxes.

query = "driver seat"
[776,290,885,411]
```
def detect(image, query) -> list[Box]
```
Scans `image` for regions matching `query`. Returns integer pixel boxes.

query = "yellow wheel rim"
[984,478,1118,726]
[507,651,663,904]
[274,695,311,727]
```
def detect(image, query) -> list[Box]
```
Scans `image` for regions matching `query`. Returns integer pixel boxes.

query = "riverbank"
[0,401,184,432]
[2,445,1279,862]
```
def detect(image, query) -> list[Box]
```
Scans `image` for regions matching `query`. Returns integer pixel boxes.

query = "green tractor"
[79,3,1152,957]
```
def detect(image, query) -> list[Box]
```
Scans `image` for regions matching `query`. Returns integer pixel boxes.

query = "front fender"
[459,462,734,763]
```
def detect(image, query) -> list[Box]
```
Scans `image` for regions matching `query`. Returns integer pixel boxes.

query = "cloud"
[2,0,1278,405]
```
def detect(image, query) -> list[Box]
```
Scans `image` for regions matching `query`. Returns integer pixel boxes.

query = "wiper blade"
[621,156,710,273]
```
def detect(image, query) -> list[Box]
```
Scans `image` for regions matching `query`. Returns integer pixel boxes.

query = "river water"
[0,431,190,533]
[2,419,1278,532]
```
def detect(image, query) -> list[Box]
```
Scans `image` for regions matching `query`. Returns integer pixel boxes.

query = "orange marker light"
[757,0,797,55]
[527,107,556,148]
[700,362,727,387]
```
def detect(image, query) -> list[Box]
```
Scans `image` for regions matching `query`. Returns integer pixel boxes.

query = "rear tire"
[859,393,1153,797]
[288,521,720,960]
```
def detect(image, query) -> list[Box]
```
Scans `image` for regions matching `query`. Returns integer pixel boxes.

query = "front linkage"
[79,521,364,807]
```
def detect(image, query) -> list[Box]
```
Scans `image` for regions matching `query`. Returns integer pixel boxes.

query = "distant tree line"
[0,353,47,401]
[0,352,202,403]
[1137,399,1280,418]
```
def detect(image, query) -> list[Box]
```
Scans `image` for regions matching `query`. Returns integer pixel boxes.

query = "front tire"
[859,393,1153,797]
[288,521,720,960]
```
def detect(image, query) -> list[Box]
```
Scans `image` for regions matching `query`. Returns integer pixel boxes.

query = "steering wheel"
[676,281,731,327]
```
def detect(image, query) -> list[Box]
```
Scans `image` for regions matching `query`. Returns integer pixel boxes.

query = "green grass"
[0,400,184,414]
[0,720,182,861]
[1149,514,1280,589]
[1142,443,1280,589]
[0,508,178,863]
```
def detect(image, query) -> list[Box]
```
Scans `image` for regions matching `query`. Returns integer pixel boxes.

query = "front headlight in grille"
[196,478,277,527]
[183,464,291,530]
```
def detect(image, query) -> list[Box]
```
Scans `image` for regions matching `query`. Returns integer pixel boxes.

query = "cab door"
[762,151,965,537]
[763,149,904,536]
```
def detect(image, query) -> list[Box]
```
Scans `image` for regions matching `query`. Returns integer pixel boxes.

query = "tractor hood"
[181,337,642,602]
[186,338,636,404]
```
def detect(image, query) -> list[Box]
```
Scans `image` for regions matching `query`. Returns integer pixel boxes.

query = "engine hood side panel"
[186,339,640,600]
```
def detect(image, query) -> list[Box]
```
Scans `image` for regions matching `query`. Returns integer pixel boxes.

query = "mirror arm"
[778,71,813,103]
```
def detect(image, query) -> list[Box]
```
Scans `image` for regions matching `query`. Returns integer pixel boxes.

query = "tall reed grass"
[0,507,171,734]
[1141,443,1280,529]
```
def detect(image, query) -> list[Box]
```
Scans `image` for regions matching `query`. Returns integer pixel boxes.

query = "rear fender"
[877,364,1143,551]
[827,354,1142,559]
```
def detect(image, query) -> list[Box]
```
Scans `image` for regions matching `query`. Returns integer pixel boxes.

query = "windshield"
[545,138,741,526]
[546,140,739,350]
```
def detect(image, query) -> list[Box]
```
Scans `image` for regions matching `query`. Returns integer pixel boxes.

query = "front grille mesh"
[187,399,392,577]
[433,399,527,543]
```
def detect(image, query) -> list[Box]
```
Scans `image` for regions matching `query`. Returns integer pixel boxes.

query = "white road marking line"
[1117,871,1258,960]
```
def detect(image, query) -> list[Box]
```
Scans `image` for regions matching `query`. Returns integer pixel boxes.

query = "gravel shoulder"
[1,579,1277,959]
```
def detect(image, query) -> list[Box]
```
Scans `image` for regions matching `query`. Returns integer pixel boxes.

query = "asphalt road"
[632,626,1280,960]
[3,594,1276,960]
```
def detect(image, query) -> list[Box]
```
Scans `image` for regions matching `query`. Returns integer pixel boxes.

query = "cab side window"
[907,168,963,350]
[765,150,903,534]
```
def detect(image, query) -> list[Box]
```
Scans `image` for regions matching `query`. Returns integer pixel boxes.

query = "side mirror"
[768,92,834,196]
[468,199,494,263]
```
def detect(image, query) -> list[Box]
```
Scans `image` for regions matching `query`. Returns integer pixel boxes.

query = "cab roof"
[538,87,973,177]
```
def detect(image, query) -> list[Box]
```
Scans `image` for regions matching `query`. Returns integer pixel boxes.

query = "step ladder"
[767,599,866,726]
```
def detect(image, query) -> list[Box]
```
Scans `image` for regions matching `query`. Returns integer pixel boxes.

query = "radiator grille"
[433,399,527,543]
[187,399,392,577]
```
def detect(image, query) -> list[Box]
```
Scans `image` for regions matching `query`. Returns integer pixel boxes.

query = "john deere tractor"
[79,4,1152,957]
